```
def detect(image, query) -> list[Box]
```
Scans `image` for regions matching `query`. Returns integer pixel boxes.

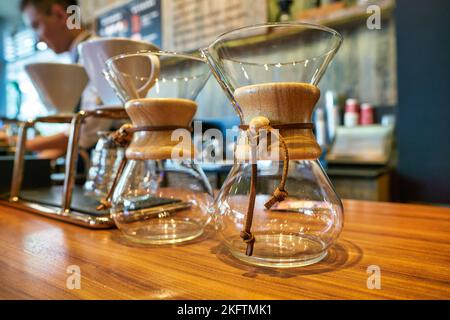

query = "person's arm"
[35,148,67,160]
[26,133,68,152]
[0,131,7,142]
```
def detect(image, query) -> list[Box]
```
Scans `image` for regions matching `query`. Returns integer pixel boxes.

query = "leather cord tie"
[238,119,314,256]
[239,122,314,131]
[96,124,193,211]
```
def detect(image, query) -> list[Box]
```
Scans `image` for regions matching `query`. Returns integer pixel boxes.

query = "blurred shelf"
[295,0,396,28]
[204,0,396,53]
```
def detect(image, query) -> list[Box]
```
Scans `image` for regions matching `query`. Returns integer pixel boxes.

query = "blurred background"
[0,0,449,205]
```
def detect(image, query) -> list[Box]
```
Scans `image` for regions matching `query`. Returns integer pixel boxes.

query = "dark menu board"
[96,0,162,48]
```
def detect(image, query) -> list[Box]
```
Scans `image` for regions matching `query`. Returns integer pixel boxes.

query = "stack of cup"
[344,98,360,127]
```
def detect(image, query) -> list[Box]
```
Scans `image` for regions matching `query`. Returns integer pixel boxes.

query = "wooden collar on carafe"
[235,82,322,160]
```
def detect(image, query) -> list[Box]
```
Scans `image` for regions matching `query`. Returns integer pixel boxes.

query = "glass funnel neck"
[201,22,343,122]
[105,51,210,104]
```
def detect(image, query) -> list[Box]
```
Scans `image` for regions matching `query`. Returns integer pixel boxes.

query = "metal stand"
[3,108,129,229]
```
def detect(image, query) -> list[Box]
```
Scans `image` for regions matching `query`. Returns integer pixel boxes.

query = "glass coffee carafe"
[84,131,125,197]
[103,52,213,244]
[202,23,344,267]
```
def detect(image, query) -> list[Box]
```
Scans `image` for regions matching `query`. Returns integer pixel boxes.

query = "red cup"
[360,103,375,125]
[345,99,360,113]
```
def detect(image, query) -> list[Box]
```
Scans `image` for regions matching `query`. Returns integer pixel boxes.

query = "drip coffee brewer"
[202,23,344,267]
[25,63,89,115]
[103,52,213,244]
[79,38,160,107]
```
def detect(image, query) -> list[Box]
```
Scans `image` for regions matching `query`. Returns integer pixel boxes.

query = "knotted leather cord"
[238,122,314,256]
[96,124,193,211]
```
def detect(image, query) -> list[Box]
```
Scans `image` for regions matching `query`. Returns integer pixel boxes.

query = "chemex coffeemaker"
[103,52,214,244]
[202,23,344,268]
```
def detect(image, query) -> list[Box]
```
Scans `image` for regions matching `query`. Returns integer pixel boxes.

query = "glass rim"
[202,22,343,65]
[106,50,207,69]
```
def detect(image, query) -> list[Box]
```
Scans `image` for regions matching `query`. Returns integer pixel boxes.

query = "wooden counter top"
[0,200,449,300]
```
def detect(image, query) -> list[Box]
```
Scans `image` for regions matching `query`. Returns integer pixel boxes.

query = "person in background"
[20,0,111,160]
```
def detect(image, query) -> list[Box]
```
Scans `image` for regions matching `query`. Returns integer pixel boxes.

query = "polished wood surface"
[0,200,449,300]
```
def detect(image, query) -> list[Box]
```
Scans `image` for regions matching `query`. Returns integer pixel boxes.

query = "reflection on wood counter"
[0,200,449,299]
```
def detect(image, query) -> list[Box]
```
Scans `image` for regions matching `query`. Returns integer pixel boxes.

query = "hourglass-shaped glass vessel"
[202,23,344,267]
[104,52,213,244]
